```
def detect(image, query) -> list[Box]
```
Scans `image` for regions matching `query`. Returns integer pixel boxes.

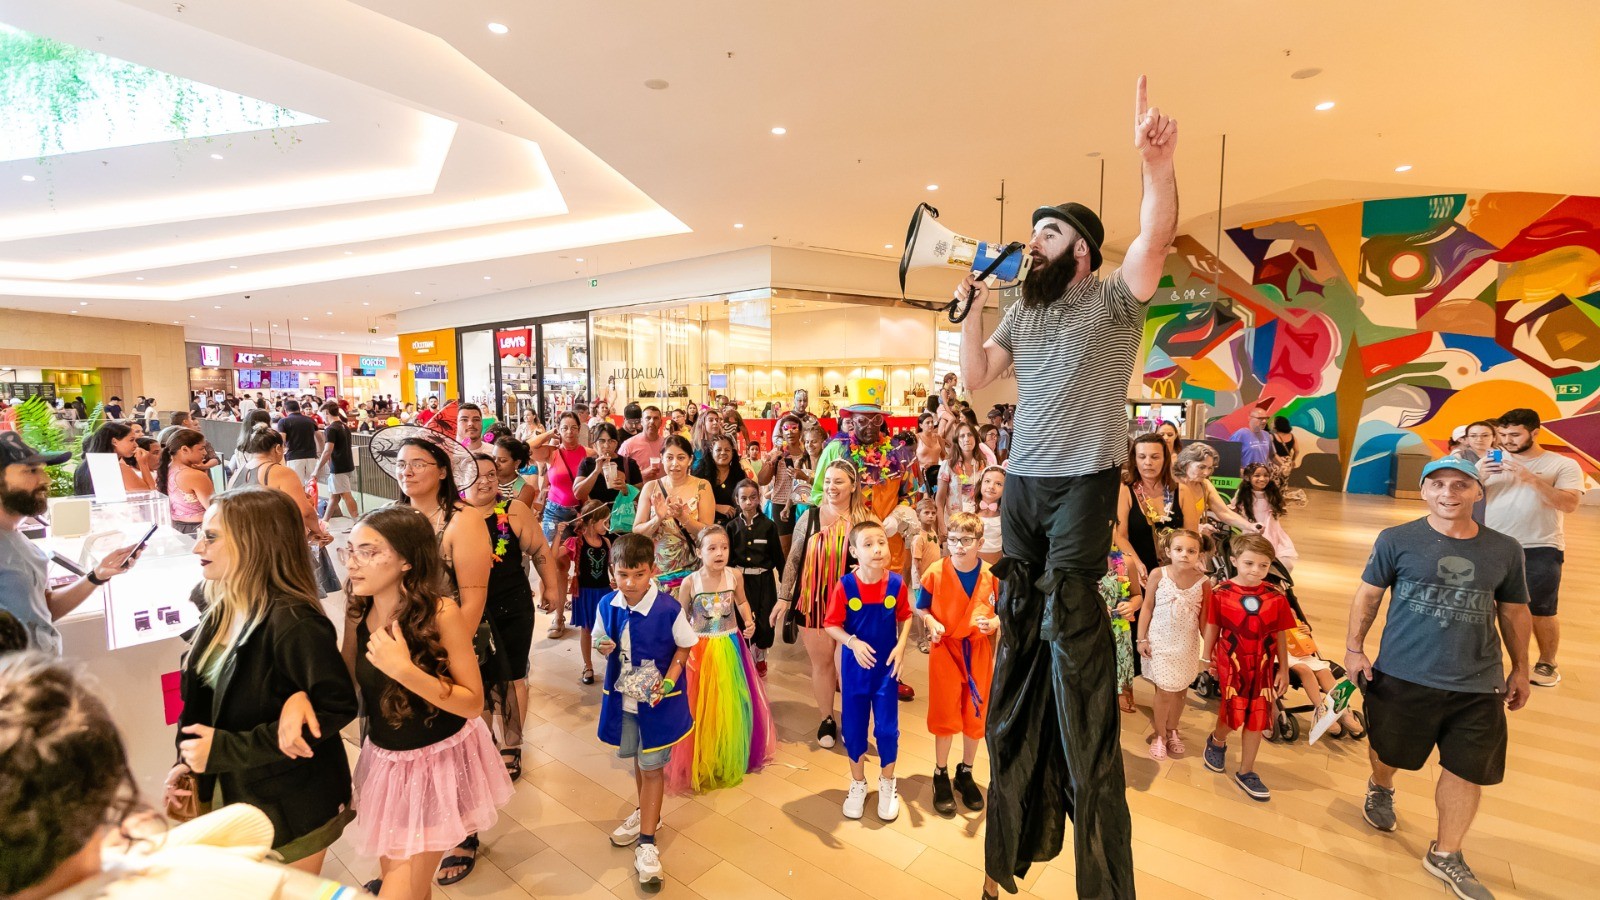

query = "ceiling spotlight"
[733,223,744,229]
[1395,164,1413,172]
[343,251,353,255]
[210,153,223,160]
[1315,101,1335,111]
[487,22,509,34]
[135,276,144,280]
[228,265,237,269]
[413,291,421,295]
[78,301,88,306]
[70,310,78,315]
[884,244,893,249]
[362,301,370,305]
[213,305,221,309]
[189,315,196,318]
[326,311,333,315]
[576,257,585,262]
[770,127,786,135]
[483,275,492,280]
[21,174,35,181]
[926,184,939,191]
[302,316,310,320]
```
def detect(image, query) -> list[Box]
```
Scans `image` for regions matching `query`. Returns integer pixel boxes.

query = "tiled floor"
[318,493,1597,898]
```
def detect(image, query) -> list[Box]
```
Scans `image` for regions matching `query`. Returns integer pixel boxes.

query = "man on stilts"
[962,76,1179,900]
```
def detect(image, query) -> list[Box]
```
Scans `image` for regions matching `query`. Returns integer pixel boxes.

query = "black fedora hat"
[1032,202,1105,271]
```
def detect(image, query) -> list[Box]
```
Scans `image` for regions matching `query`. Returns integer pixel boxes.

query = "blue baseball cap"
[1420,457,1481,485]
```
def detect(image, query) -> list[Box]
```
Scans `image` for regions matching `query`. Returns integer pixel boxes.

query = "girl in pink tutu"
[337,506,513,898]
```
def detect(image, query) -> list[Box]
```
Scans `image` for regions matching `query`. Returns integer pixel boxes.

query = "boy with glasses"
[914,511,1000,817]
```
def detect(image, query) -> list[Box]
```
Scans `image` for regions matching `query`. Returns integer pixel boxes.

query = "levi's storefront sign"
[497,328,533,356]
[231,348,337,371]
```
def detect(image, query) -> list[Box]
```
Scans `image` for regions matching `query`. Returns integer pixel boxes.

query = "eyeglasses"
[337,546,390,567]
[946,535,978,548]
[394,460,438,473]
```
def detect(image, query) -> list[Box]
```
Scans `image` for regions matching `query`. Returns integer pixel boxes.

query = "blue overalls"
[839,572,904,765]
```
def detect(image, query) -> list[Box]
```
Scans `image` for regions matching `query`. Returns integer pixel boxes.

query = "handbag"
[165,769,201,823]
[316,544,343,595]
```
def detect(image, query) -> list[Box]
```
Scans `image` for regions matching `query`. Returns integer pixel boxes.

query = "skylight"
[0,24,324,162]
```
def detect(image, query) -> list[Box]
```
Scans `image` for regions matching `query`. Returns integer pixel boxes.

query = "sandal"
[502,748,523,781]
[547,618,568,639]
[436,833,480,886]
[363,879,382,896]
[581,666,595,685]
[1118,687,1137,714]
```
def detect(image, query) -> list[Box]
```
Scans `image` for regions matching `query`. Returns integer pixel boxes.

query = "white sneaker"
[634,842,663,888]
[611,808,642,847]
[877,776,900,821]
[842,779,868,819]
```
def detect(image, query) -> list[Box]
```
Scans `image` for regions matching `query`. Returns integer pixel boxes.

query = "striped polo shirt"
[992,270,1148,478]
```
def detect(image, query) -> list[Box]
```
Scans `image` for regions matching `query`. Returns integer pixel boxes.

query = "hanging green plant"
[9,396,76,496]
[0,24,319,162]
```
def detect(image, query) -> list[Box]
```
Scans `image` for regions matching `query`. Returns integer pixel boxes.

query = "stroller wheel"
[1277,713,1300,743]
[1346,709,1367,741]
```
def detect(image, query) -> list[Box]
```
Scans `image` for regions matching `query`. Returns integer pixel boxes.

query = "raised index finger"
[1135,75,1148,119]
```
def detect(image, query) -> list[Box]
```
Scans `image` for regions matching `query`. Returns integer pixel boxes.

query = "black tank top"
[484,500,533,615]
[355,618,466,751]
[1126,482,1178,573]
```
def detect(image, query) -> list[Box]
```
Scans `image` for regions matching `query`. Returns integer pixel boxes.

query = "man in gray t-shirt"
[1483,408,1583,688]
[0,433,141,654]
[1345,457,1531,898]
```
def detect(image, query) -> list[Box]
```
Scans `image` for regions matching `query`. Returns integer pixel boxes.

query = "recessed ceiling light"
[343,251,353,256]
[770,127,786,135]
[576,257,585,262]
[70,310,78,315]
[228,265,237,269]
[135,276,144,280]
[926,184,939,191]
[78,301,88,306]
[1315,101,1335,111]
[1395,164,1413,172]
[413,291,421,295]
[326,311,333,315]
[363,301,370,305]
[644,78,669,90]
[213,305,221,309]
[487,22,509,34]
[188,315,195,318]
[20,174,35,182]
[733,223,744,229]
[210,153,223,160]
[173,321,179,324]
[483,275,491,280]
[884,244,893,249]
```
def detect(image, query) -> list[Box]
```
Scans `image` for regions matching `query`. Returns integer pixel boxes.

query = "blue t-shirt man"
[1230,410,1273,468]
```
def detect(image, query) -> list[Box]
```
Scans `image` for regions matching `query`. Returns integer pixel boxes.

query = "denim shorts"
[617,712,673,770]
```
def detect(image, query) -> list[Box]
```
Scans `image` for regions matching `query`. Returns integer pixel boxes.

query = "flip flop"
[436,833,480,886]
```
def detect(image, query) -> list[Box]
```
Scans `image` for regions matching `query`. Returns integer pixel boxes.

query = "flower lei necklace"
[488,499,513,563]
[1131,481,1175,525]
[1100,546,1134,634]
[847,436,901,486]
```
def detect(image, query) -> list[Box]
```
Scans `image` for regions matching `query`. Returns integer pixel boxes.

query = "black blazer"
[177,593,358,847]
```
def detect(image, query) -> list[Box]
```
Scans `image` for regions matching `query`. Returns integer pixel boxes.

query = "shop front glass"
[590,293,940,448]
[456,316,591,427]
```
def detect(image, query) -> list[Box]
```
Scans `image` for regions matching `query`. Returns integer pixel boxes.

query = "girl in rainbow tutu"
[666,524,778,794]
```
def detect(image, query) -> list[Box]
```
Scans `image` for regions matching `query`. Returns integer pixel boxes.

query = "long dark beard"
[1021,250,1079,307]
[1,486,48,517]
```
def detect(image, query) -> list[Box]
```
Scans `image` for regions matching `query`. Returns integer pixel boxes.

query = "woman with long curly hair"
[775,458,877,749]
[335,506,512,899]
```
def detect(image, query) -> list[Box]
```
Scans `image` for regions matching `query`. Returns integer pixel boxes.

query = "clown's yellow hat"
[842,378,887,414]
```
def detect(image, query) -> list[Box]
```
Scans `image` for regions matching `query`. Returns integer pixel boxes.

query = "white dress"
[1144,570,1205,692]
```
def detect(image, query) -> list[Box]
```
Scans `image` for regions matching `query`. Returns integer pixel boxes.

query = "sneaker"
[931,767,956,817]
[953,764,984,811]
[1149,734,1168,760]
[1203,735,1227,773]
[1531,662,1561,687]
[877,776,900,821]
[917,637,930,654]
[817,717,838,749]
[1423,842,1495,900]
[898,682,915,702]
[634,842,663,889]
[1363,779,1398,832]
[843,779,868,819]
[1165,730,1186,757]
[610,809,642,847]
[1233,771,1271,802]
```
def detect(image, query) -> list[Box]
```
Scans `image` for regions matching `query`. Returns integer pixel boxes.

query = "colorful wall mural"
[1143,192,1600,494]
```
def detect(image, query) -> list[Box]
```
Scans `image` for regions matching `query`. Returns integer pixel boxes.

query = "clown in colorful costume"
[663,567,777,794]
[825,571,913,764]
[809,379,916,572]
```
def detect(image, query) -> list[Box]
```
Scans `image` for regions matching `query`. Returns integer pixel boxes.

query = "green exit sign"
[588,278,599,288]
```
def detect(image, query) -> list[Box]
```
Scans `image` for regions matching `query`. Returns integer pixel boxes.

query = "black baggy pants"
[985,467,1135,899]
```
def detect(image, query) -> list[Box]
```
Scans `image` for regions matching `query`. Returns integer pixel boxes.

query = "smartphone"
[124,523,159,566]
[1488,448,1503,464]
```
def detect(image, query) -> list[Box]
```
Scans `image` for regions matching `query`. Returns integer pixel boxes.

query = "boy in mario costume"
[824,520,914,823]
[915,510,1000,817]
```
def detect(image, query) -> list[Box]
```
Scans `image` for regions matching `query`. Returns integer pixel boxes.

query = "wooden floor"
[316,492,1599,899]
